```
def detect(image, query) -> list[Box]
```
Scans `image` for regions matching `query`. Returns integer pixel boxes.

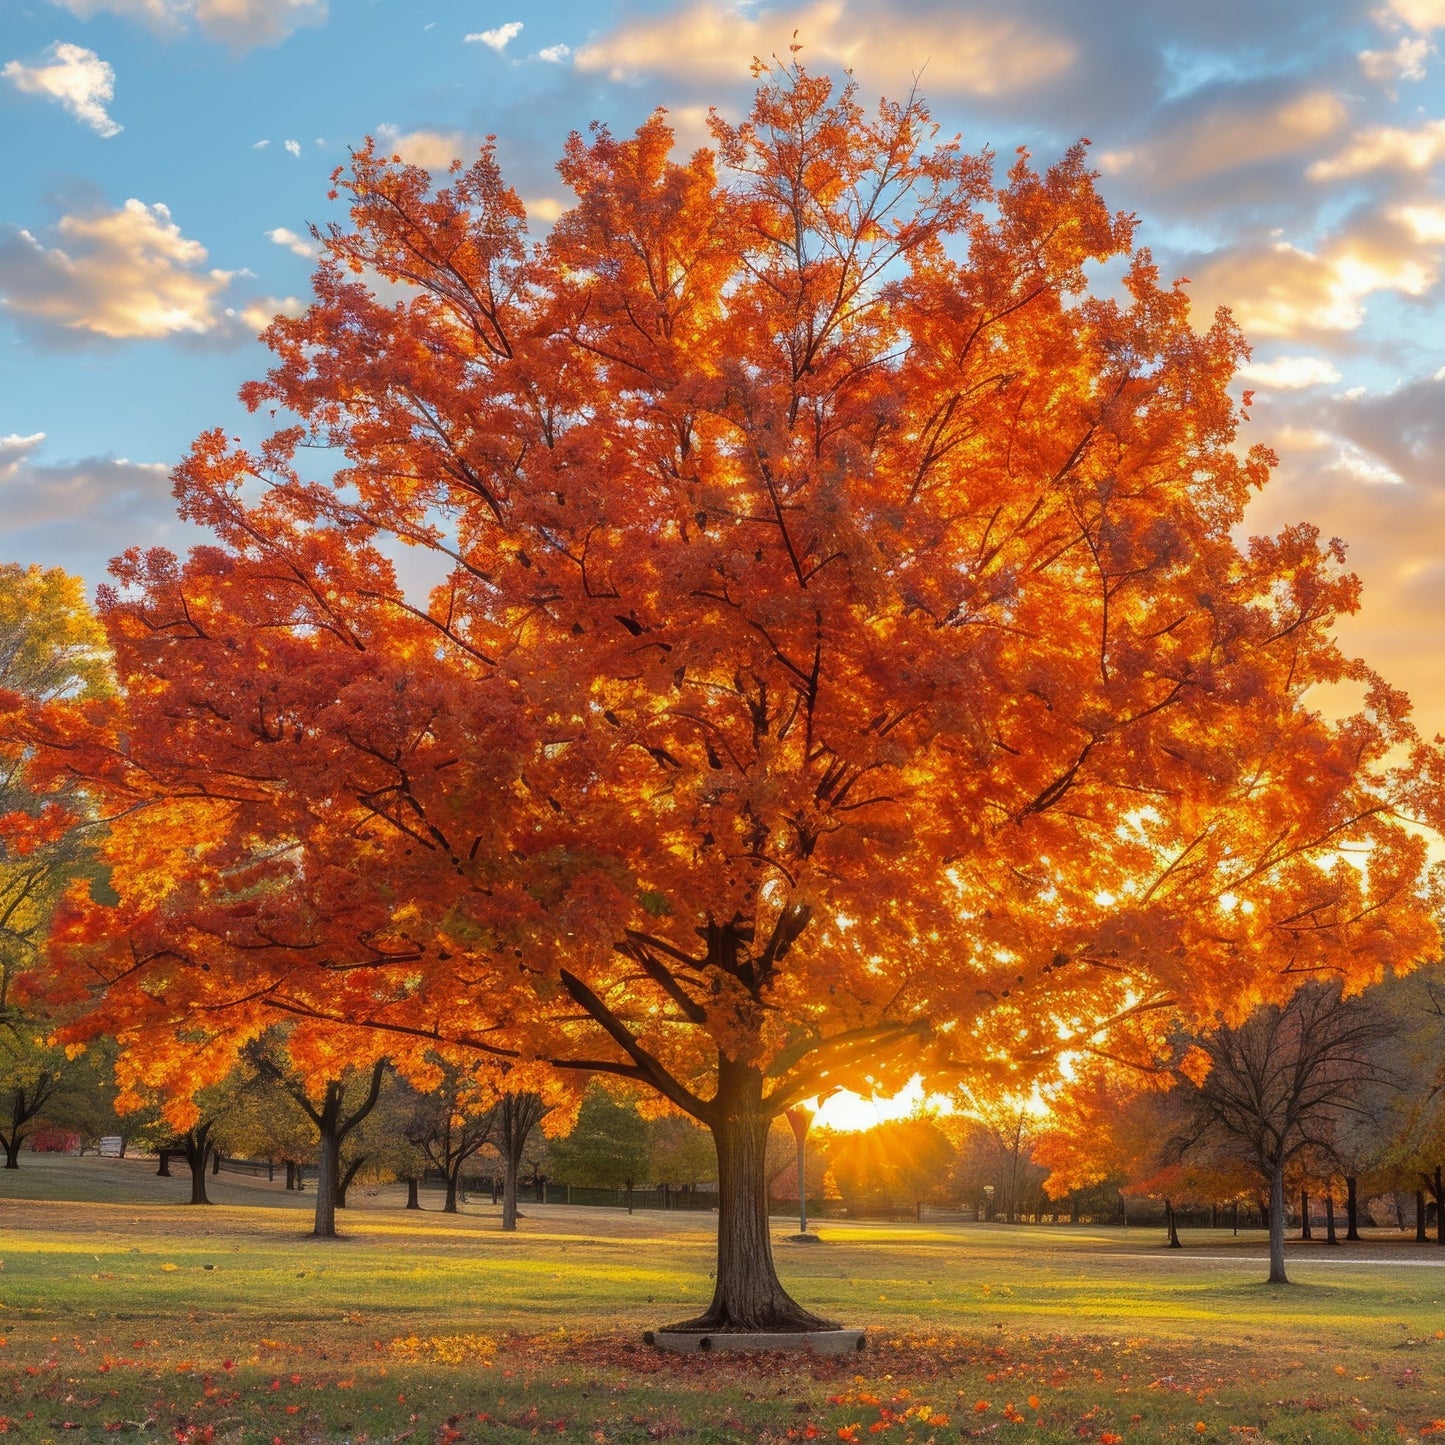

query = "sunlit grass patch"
[4,1156,1445,1439]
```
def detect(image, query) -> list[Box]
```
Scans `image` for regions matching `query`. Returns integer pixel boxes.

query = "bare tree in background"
[1174,982,1395,1284]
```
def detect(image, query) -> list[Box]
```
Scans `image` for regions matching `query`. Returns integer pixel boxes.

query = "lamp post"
[784,1105,820,1242]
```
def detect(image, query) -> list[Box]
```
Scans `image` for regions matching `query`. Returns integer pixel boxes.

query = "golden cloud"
[0,200,231,338]
[574,0,1074,97]
[1237,355,1342,389]
[1309,118,1445,178]
[50,0,326,48]
[374,126,478,172]
[1189,214,1439,338]
[1100,91,1347,185]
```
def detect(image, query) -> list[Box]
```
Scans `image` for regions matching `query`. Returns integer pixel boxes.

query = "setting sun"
[809,1077,942,1133]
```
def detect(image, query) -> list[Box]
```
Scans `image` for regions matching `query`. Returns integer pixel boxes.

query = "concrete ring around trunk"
[644,1329,866,1354]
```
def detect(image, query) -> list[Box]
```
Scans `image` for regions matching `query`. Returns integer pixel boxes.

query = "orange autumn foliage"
[20,60,1445,1327]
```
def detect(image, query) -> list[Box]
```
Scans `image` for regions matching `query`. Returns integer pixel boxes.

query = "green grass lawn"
[3,1155,1445,1442]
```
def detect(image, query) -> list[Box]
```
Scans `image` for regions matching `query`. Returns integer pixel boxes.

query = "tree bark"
[1324,1190,1338,1245]
[668,1060,836,1332]
[1165,1199,1181,1248]
[498,1091,546,1233]
[181,1124,213,1206]
[1300,1188,1311,1240]
[1268,1164,1289,1284]
[1417,1189,1428,1243]
[444,1164,460,1214]
[1345,1176,1360,1242]
[502,1150,520,1229]
[314,1115,339,1238]
[3,1080,59,1167]
[406,1176,421,1210]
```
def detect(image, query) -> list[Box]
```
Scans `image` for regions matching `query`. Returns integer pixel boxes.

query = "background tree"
[487,1088,554,1230]
[1172,984,1394,1283]
[25,64,1445,1332]
[0,565,111,1167]
[1366,964,1445,1243]
[249,1045,389,1237]
[364,1077,433,1208]
[549,1085,651,1209]
[647,1112,717,1197]
[405,1058,497,1213]
[219,1064,318,1190]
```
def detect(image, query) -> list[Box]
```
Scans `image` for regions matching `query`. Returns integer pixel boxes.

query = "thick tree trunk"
[1417,1189,1428,1243]
[502,1150,520,1230]
[1300,1189,1311,1240]
[1164,1200,1181,1248]
[1325,1191,1339,1245]
[406,1177,421,1210]
[498,1092,545,1233]
[669,1061,836,1332]
[2,1136,19,1169]
[181,1125,213,1206]
[1345,1176,1360,1241]
[444,1165,460,1214]
[157,1150,172,1177]
[314,1121,339,1238]
[1268,1164,1289,1284]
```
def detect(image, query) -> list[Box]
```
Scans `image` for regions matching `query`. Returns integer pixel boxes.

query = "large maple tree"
[30,62,1445,1330]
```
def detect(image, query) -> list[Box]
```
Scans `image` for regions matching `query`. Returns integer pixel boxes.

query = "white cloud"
[284,138,301,157]
[266,225,317,258]
[0,433,49,482]
[1237,355,1342,388]
[0,431,187,582]
[525,196,565,224]
[537,43,570,63]
[573,0,1074,95]
[373,125,477,171]
[1308,117,1445,178]
[3,42,122,137]
[1360,34,1434,82]
[47,0,327,49]
[252,137,270,149]
[466,21,522,52]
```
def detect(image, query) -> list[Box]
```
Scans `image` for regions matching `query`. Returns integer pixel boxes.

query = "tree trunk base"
[646,1328,864,1354]
[662,1299,840,1333]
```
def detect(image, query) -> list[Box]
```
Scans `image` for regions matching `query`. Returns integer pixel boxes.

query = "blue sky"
[4,0,1445,726]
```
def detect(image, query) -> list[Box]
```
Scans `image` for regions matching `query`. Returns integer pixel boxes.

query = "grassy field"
[3,1156,1445,1442]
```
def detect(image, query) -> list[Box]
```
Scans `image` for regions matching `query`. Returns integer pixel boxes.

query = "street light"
[784,1105,820,1242]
